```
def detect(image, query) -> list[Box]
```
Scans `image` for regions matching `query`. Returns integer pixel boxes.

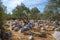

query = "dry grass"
[4,20,55,40]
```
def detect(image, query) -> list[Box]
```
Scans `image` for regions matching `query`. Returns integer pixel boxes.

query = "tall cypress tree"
[0,0,3,29]
[0,0,5,40]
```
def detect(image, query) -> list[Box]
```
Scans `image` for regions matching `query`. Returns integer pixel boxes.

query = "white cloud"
[2,0,24,13]
[2,0,48,13]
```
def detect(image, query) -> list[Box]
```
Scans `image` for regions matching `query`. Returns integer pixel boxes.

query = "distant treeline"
[0,0,60,21]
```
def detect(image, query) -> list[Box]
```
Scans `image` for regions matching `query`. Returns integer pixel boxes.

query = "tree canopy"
[0,0,60,21]
[43,0,60,21]
[12,3,40,20]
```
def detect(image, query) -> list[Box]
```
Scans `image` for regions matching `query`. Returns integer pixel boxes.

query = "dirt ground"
[4,20,56,40]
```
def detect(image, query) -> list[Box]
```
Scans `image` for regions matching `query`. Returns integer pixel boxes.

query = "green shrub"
[56,28,60,31]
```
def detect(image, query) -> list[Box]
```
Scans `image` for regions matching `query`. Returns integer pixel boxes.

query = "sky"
[2,0,48,13]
